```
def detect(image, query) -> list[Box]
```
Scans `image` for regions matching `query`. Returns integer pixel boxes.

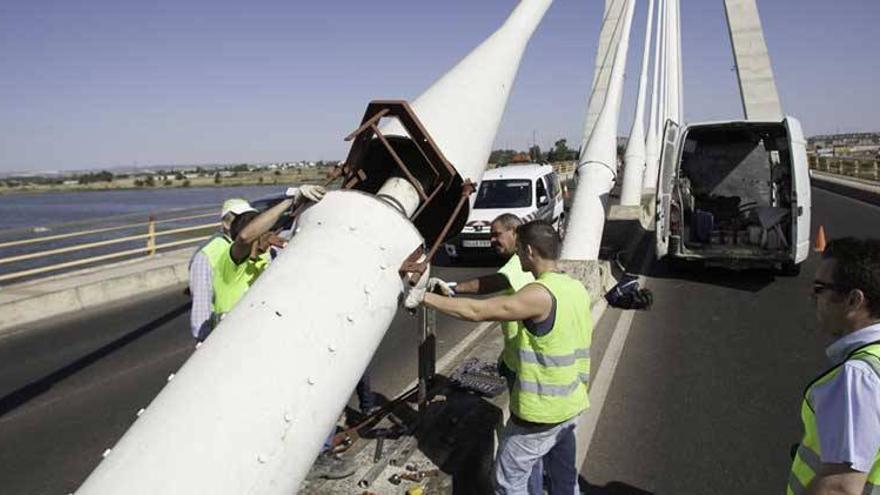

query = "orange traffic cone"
[814,225,827,253]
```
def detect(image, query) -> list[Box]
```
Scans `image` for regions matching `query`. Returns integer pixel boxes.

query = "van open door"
[655,120,682,259]
[785,116,811,264]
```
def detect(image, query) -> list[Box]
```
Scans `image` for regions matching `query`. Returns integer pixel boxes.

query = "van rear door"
[785,116,811,263]
[656,120,682,258]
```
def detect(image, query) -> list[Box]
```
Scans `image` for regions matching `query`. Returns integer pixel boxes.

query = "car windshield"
[473,179,533,209]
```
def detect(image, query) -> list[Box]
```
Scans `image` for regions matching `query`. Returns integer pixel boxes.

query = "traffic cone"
[814,225,827,253]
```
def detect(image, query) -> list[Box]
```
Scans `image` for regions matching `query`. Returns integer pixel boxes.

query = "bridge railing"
[809,155,880,183]
[0,206,219,285]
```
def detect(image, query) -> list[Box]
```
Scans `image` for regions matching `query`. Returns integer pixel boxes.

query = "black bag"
[605,274,654,310]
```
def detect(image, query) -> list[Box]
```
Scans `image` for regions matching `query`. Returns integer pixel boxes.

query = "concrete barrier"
[811,170,880,207]
[0,248,192,337]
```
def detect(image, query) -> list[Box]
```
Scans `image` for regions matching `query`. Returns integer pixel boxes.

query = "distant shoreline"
[0,168,332,197]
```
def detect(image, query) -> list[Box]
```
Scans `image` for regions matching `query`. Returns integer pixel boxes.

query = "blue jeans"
[498,360,544,495]
[494,415,579,495]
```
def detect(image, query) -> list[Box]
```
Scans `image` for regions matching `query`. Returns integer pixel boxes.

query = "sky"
[0,0,877,173]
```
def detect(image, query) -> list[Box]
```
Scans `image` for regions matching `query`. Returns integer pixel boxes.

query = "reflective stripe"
[797,444,821,472]
[518,348,590,367]
[579,372,589,384]
[788,470,807,494]
[517,376,585,397]
[865,482,880,495]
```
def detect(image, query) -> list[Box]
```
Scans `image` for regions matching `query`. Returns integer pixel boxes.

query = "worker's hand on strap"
[427,277,455,297]
[285,184,327,204]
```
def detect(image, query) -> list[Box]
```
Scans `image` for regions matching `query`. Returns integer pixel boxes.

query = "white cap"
[220,198,257,218]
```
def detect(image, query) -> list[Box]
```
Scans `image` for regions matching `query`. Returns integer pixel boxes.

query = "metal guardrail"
[809,155,880,182]
[0,208,219,284]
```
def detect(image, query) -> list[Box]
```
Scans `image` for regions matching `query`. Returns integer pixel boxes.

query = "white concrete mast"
[560,0,636,261]
[643,0,666,192]
[75,2,553,494]
[620,0,657,206]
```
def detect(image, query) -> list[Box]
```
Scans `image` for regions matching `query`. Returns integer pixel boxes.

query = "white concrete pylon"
[560,0,636,261]
[643,0,666,192]
[580,0,629,153]
[620,0,657,206]
[74,2,553,495]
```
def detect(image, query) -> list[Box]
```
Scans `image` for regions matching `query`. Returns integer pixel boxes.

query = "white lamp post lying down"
[75,1,553,494]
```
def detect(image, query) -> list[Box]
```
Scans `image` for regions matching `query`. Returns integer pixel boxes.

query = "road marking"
[575,307,637,467]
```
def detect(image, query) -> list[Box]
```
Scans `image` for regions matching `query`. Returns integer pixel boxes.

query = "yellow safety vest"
[788,342,880,494]
[212,248,269,317]
[497,254,535,372]
[509,272,592,424]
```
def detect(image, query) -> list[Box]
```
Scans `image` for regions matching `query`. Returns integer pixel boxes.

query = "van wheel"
[780,262,801,277]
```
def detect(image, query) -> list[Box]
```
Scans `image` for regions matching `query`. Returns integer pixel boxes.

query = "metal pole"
[75,2,554,494]
[643,0,666,192]
[620,0,657,206]
[561,0,636,261]
[146,215,156,257]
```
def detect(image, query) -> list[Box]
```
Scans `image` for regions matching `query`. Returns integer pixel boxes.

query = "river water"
[0,185,288,232]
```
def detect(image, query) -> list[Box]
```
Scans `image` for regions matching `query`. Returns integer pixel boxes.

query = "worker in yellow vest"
[212,185,326,322]
[788,237,880,495]
[406,220,592,494]
[188,198,255,340]
[431,213,534,386]
[430,213,544,494]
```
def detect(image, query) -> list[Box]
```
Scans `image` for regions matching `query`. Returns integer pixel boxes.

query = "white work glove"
[403,272,429,311]
[427,277,455,297]
[285,184,326,204]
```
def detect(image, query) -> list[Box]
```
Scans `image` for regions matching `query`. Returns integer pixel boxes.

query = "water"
[0,185,288,232]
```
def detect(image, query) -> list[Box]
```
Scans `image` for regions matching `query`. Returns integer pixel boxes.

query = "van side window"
[536,178,549,206]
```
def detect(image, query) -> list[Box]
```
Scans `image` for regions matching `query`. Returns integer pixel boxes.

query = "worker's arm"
[806,464,868,495]
[807,362,880,495]
[188,251,214,340]
[422,283,550,323]
[230,198,293,264]
[452,273,511,295]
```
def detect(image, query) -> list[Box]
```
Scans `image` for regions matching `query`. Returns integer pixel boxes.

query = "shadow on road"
[0,302,190,417]
[580,477,655,494]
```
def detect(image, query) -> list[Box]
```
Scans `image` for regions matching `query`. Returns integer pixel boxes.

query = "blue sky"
[0,0,877,172]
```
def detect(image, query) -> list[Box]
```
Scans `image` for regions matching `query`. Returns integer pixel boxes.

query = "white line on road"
[576,308,637,467]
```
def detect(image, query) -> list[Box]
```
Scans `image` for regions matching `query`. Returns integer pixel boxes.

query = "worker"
[211,185,325,321]
[406,220,592,494]
[788,237,880,495]
[430,213,543,493]
[431,213,533,387]
[188,198,254,341]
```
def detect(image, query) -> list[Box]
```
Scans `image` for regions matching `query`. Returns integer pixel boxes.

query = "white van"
[445,164,564,260]
[655,117,811,274]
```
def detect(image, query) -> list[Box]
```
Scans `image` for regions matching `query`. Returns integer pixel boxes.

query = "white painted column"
[620,0,657,206]
[561,0,636,261]
[643,0,666,192]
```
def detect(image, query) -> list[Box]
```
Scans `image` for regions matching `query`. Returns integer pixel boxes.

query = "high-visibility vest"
[212,249,269,317]
[509,271,592,424]
[787,342,880,494]
[497,254,535,372]
[189,235,231,317]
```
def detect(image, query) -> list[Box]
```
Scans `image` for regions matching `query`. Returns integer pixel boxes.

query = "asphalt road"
[582,187,880,494]
[0,260,496,495]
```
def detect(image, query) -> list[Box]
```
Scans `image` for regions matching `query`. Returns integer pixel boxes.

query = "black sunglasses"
[812,280,850,296]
